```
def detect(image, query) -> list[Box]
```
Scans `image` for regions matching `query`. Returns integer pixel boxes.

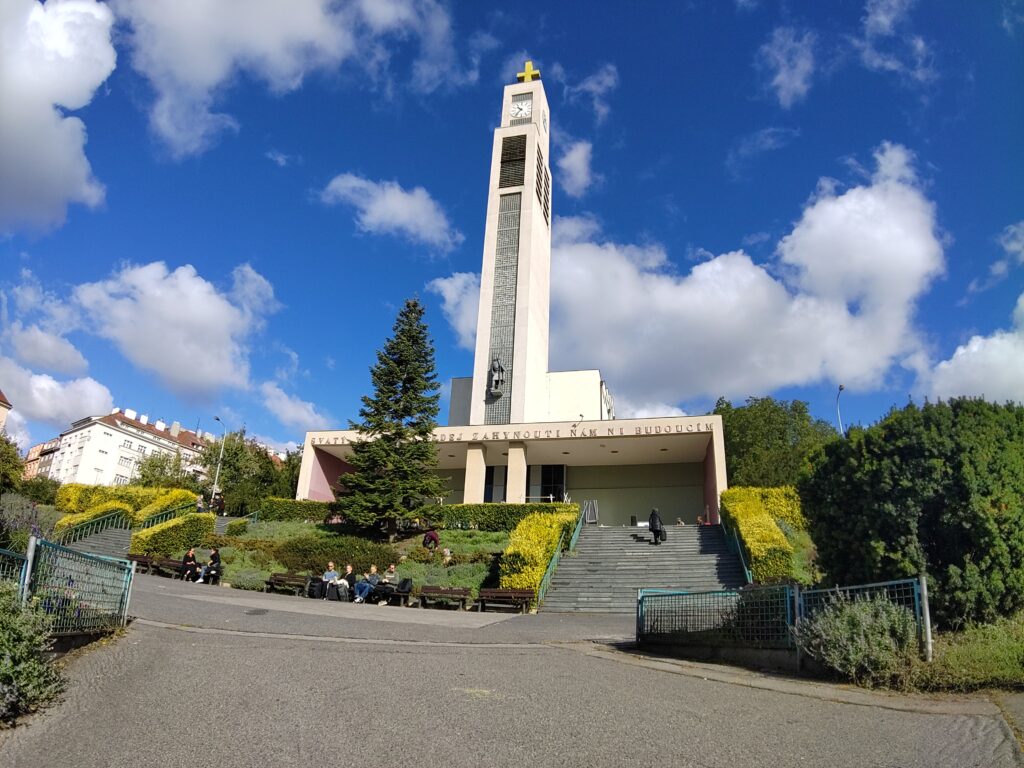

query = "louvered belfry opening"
[536,147,550,225]
[499,134,527,188]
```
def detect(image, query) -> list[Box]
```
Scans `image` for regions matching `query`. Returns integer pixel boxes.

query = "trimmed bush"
[426,502,577,532]
[53,501,133,533]
[55,484,165,514]
[134,489,198,524]
[793,593,918,689]
[272,534,398,574]
[0,582,65,726]
[720,488,794,583]
[499,511,577,595]
[225,519,249,536]
[259,498,337,522]
[130,513,216,556]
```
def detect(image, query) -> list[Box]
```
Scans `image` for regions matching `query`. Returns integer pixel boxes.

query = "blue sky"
[2,0,1022,452]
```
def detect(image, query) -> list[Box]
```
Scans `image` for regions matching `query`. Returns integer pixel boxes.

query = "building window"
[499,134,527,188]
[122,439,133,449]
[98,449,108,455]
[118,456,133,468]
[114,474,128,485]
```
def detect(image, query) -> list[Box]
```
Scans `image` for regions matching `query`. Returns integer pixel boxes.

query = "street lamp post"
[836,384,846,437]
[211,416,226,506]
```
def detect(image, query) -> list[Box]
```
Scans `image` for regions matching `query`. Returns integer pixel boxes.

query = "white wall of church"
[568,463,704,526]
[545,370,606,422]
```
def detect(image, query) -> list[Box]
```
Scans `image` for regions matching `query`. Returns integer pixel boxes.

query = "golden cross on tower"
[517,60,541,82]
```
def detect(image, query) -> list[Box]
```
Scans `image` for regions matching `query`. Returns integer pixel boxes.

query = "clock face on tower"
[510,100,533,119]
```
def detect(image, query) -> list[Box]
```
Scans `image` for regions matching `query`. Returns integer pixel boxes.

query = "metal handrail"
[53,510,132,546]
[720,519,754,584]
[537,529,567,605]
[138,502,196,530]
[568,503,587,551]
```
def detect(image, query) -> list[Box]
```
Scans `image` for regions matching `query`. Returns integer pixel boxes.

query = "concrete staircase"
[215,516,244,535]
[541,525,748,614]
[68,526,132,560]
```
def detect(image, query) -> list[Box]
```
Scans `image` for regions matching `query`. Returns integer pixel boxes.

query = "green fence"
[637,577,928,655]
[0,537,134,635]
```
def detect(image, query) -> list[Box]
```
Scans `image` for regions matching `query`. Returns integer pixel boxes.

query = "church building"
[296,62,728,526]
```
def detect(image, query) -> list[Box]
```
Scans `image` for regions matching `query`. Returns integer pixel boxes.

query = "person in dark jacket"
[649,508,664,545]
[197,547,220,584]
[181,547,200,581]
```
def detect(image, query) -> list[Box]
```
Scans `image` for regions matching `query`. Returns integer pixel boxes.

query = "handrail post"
[21,535,37,605]
[918,573,933,662]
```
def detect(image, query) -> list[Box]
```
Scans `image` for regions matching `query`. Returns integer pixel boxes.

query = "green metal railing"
[720,519,754,584]
[538,505,585,605]
[0,546,27,585]
[138,502,195,530]
[53,510,132,547]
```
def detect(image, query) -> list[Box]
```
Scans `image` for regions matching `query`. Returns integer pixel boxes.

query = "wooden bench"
[416,586,471,610]
[264,572,309,596]
[127,554,153,574]
[151,557,186,579]
[476,588,534,613]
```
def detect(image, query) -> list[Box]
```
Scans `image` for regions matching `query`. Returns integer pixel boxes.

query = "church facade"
[296,62,727,527]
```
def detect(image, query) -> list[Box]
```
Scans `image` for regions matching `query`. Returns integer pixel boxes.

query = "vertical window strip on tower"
[485,193,522,424]
[535,148,550,225]
[499,135,527,188]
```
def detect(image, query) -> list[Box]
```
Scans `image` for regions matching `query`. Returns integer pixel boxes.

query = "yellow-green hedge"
[135,489,198,523]
[55,484,167,514]
[720,488,795,583]
[53,501,133,533]
[498,510,578,595]
[130,513,216,557]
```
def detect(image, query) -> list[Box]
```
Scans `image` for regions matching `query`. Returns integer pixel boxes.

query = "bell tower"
[469,61,553,426]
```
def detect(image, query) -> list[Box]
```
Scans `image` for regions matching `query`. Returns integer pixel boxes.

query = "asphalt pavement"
[1,575,1020,768]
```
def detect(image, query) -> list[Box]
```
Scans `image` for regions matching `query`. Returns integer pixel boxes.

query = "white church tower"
[468,61,553,426]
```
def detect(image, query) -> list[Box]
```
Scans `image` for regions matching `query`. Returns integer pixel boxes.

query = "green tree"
[198,431,278,515]
[135,451,200,491]
[340,298,446,540]
[798,398,1024,627]
[714,396,838,487]
[270,450,302,499]
[18,476,60,506]
[0,433,23,503]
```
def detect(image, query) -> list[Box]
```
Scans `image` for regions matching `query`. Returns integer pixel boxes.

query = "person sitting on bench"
[197,547,220,584]
[333,564,356,601]
[181,548,200,582]
[374,563,401,602]
[353,565,380,603]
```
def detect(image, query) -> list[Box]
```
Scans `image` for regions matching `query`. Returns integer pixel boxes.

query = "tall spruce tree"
[341,298,445,539]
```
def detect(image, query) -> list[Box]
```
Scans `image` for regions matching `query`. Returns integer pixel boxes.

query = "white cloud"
[74,261,278,398]
[4,410,32,451]
[929,293,1024,404]
[757,27,816,109]
[557,141,599,198]
[1005,0,1024,35]
[552,215,602,247]
[998,221,1024,265]
[615,399,687,419]
[433,142,944,410]
[966,220,1024,296]
[112,0,476,157]
[321,173,464,251]
[854,0,935,84]
[265,150,292,167]
[426,272,479,351]
[250,433,300,454]
[726,127,800,178]
[259,381,329,432]
[0,355,113,428]
[569,63,619,124]
[7,323,88,376]
[0,0,116,233]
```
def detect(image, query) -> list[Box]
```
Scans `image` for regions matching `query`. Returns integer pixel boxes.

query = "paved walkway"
[1,576,1020,768]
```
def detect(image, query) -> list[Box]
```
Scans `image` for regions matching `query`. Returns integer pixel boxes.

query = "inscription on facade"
[309,420,714,447]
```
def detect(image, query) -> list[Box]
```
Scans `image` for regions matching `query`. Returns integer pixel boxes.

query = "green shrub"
[134,489,198,524]
[793,594,918,689]
[55,484,165,514]
[272,534,398,574]
[912,612,1024,692]
[53,501,133,533]
[225,519,249,536]
[259,498,337,522]
[720,488,794,583]
[426,502,577,532]
[130,513,215,556]
[799,398,1024,627]
[499,511,577,594]
[227,569,271,591]
[0,582,65,726]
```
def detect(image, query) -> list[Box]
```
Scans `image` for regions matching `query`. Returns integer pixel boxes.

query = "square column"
[506,441,527,503]
[464,443,486,503]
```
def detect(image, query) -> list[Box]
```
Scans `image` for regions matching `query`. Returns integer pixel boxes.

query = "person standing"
[649,508,664,546]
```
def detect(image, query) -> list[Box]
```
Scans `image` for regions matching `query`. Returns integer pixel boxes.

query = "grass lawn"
[913,612,1024,692]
